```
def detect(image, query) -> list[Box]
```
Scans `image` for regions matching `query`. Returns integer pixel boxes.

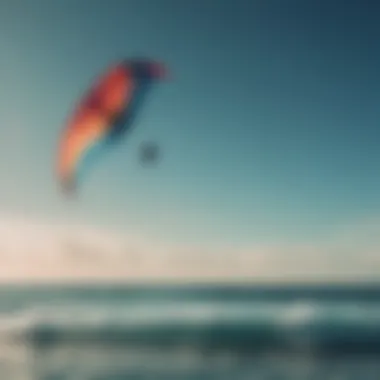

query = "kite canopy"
[56,58,167,195]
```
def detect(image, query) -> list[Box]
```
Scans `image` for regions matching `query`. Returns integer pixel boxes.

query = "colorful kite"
[56,58,167,195]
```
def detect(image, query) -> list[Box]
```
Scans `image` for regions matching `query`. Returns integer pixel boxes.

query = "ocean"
[0,284,378,380]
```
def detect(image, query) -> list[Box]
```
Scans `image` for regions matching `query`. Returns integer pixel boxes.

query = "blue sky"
[1,0,380,257]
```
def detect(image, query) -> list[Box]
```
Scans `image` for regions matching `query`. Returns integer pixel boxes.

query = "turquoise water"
[0,284,379,379]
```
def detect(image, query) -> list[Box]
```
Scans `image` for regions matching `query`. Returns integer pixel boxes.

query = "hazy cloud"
[0,214,378,283]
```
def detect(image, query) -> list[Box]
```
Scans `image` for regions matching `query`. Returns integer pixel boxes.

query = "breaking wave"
[0,299,379,354]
